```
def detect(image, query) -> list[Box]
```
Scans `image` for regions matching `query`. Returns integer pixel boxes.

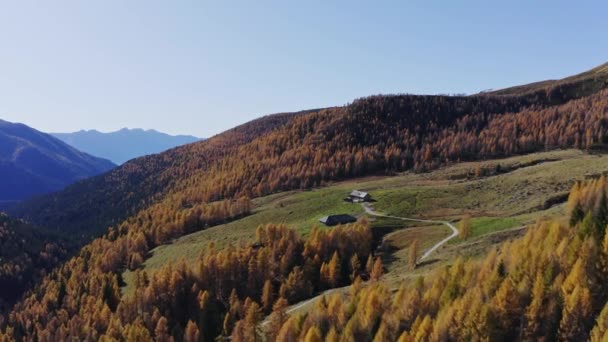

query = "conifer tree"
[409,240,419,270]
[184,320,200,342]
[154,317,172,342]
[304,326,323,342]
[459,215,472,241]
[371,257,384,281]
[328,252,341,287]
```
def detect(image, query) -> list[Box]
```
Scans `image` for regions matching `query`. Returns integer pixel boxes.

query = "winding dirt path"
[361,203,459,261]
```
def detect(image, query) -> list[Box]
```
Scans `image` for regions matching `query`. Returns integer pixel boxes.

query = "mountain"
[0,119,115,203]
[9,110,319,240]
[10,60,608,239]
[4,63,608,340]
[51,128,201,164]
[486,61,608,97]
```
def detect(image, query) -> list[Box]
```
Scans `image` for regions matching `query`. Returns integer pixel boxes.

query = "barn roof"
[319,214,357,226]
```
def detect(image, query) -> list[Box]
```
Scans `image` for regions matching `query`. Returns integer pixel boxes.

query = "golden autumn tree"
[409,239,419,270]
[261,280,274,313]
[184,321,200,342]
[328,251,341,287]
[459,215,471,241]
[154,317,172,342]
[371,257,384,281]
[304,326,323,342]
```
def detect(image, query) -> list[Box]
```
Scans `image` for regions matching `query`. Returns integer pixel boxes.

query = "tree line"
[0,222,377,341]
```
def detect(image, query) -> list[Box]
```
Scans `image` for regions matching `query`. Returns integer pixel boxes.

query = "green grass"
[469,216,524,237]
[122,149,608,295]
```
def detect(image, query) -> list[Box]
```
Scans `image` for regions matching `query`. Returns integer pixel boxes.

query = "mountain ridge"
[487,61,608,97]
[9,60,608,239]
[0,119,115,202]
[51,127,201,164]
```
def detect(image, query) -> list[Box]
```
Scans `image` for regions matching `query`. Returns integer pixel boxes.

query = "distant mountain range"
[51,128,201,164]
[0,119,115,203]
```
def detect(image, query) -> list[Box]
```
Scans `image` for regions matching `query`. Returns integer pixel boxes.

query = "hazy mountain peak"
[52,128,202,164]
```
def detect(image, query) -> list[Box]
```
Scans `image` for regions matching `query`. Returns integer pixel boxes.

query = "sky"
[0,1,607,137]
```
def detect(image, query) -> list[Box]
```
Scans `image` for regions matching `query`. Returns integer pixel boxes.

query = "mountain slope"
[52,128,201,164]
[3,64,608,340]
[9,110,317,239]
[0,120,115,202]
[488,61,608,98]
[10,59,608,238]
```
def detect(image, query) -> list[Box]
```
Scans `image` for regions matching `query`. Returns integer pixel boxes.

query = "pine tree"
[558,284,593,340]
[184,320,200,342]
[590,302,608,341]
[493,278,521,337]
[326,327,339,342]
[275,317,297,342]
[154,316,172,342]
[371,257,384,281]
[350,254,361,280]
[124,319,152,342]
[261,280,274,313]
[580,212,595,237]
[365,254,374,275]
[570,202,585,227]
[409,240,419,270]
[267,298,289,341]
[459,215,471,241]
[328,252,341,287]
[596,190,608,239]
[524,274,545,338]
[304,326,323,342]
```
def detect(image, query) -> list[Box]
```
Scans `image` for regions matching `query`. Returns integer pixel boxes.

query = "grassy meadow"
[122,149,608,295]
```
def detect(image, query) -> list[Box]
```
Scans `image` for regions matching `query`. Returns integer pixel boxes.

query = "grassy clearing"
[123,150,608,295]
[469,216,524,238]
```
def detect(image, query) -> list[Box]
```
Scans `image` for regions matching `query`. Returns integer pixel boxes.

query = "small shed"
[319,214,357,226]
[349,190,371,203]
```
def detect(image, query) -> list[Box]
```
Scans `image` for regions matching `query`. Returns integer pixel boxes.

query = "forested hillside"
[263,177,608,341]
[9,111,314,240]
[270,177,608,341]
[2,64,608,340]
[4,175,608,340]
[10,64,608,239]
[0,213,69,313]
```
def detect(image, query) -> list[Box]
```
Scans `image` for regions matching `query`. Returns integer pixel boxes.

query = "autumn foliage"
[270,213,608,340]
[2,73,608,340]
[0,222,374,340]
[256,179,608,341]
[14,86,608,239]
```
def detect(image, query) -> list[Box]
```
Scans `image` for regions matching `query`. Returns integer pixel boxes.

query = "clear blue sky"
[0,1,606,137]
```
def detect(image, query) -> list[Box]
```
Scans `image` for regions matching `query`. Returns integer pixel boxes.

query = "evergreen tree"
[409,240,419,270]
